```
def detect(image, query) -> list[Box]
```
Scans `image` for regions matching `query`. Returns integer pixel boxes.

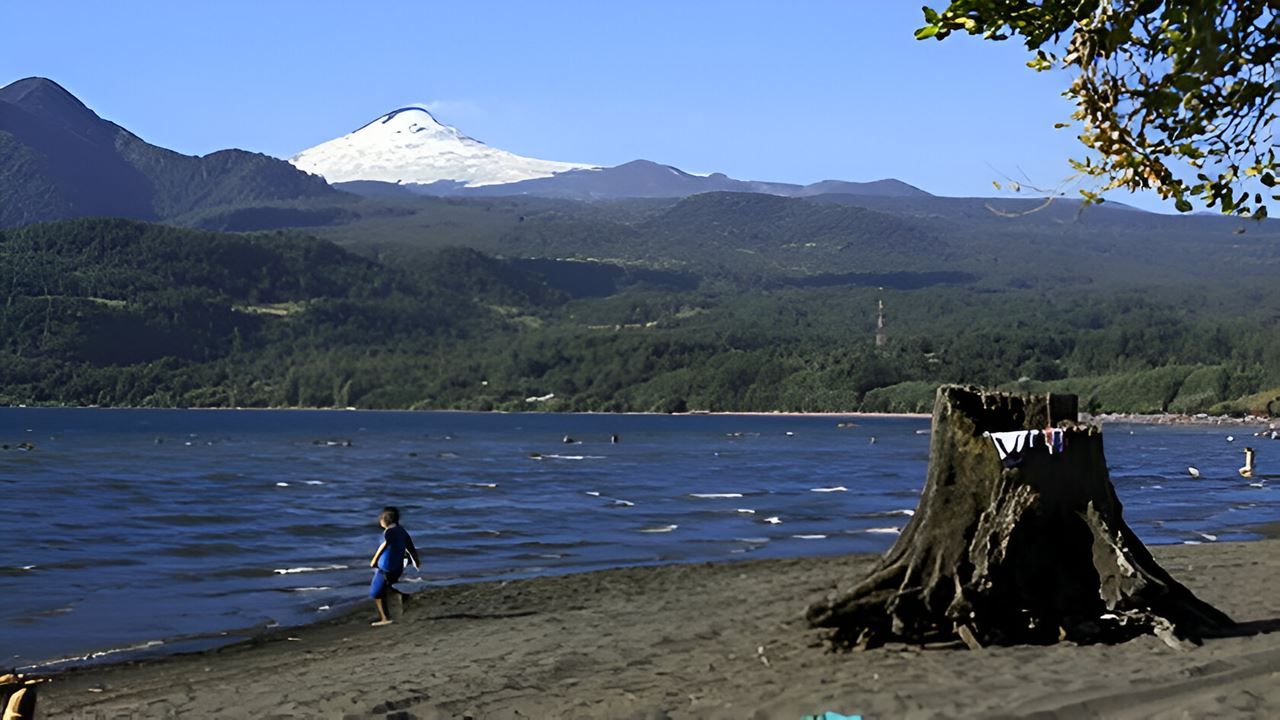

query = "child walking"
[369,506,420,626]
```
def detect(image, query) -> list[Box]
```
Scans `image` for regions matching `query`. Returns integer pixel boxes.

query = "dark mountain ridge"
[335,159,932,202]
[0,77,337,228]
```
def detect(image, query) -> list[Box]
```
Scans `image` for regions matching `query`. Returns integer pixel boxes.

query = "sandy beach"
[36,535,1280,719]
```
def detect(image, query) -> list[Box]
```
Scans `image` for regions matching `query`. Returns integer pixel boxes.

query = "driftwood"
[808,385,1232,648]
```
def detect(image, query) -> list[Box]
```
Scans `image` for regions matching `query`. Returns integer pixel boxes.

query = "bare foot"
[371,619,394,627]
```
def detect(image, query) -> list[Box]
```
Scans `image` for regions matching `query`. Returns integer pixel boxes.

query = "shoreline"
[28,523,1280,674]
[1088,411,1276,427]
[4,403,1273,425]
[0,404,932,419]
[39,539,1280,718]
[22,525,1280,674]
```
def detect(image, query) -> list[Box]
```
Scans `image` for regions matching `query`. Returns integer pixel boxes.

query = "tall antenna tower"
[875,290,886,348]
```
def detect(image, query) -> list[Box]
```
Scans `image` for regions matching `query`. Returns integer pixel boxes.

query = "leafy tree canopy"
[918,1,1279,218]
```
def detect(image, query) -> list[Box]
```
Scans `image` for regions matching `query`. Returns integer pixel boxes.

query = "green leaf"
[914,24,941,40]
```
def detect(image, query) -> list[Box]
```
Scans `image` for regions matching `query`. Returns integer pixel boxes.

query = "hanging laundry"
[1047,428,1065,454]
[985,430,1036,468]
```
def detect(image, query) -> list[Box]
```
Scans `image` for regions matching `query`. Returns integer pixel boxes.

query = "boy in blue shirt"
[369,506,420,626]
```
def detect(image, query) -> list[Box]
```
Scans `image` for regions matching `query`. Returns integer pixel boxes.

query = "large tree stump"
[808,385,1232,648]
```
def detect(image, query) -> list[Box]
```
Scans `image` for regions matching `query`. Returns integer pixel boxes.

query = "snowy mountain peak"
[290,105,596,187]
[355,106,472,144]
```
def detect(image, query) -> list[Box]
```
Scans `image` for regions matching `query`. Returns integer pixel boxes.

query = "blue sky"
[2,1,1168,210]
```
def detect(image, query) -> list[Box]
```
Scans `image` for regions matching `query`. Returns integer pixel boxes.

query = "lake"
[0,408,1273,668]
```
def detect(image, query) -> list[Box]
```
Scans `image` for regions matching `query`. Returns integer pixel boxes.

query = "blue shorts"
[369,568,402,599]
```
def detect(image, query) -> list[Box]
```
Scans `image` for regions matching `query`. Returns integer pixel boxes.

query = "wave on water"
[639,524,678,533]
[272,564,349,575]
[864,527,901,534]
[689,493,744,499]
[31,639,165,669]
[792,534,827,540]
[810,486,847,493]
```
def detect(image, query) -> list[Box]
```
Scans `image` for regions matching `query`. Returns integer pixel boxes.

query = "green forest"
[1,202,1278,416]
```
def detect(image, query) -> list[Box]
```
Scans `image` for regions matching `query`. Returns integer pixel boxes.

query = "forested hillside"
[1,216,1277,415]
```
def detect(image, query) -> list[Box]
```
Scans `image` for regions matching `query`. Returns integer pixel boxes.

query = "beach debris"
[807,386,1233,651]
[1187,466,1201,478]
[1152,617,1195,651]
[956,624,983,651]
[756,645,770,667]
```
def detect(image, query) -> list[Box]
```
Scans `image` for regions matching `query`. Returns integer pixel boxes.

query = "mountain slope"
[290,106,596,187]
[0,77,337,228]
[296,103,929,201]
[335,158,933,202]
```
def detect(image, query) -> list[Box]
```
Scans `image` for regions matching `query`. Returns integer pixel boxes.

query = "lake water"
[0,408,1274,668]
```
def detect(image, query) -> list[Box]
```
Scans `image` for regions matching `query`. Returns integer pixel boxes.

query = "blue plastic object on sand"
[801,713,862,720]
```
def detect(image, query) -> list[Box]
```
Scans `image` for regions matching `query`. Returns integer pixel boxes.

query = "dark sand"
[40,539,1280,719]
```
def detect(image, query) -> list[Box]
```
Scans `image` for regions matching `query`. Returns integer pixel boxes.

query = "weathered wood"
[807,385,1232,648]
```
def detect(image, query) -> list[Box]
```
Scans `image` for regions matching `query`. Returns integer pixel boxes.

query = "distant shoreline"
[6,404,1274,427]
[0,404,932,419]
[1087,412,1275,427]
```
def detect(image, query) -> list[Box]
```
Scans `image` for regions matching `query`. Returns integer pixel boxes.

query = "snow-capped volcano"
[289,107,596,187]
